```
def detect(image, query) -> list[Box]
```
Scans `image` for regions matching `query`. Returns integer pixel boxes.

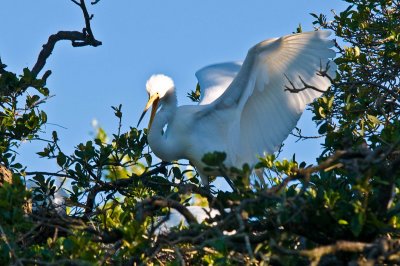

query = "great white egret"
[26,179,68,214]
[138,31,336,186]
[155,206,220,234]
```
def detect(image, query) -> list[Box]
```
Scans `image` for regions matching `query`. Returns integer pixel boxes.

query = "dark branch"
[31,0,101,79]
[136,196,198,225]
[284,73,326,93]
[273,240,372,265]
[25,171,72,178]
[79,0,96,41]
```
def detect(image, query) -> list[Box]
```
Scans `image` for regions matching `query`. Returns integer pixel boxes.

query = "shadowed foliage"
[0,0,399,265]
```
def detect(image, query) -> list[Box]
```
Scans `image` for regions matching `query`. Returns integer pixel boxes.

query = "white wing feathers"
[195,62,242,105]
[197,31,336,167]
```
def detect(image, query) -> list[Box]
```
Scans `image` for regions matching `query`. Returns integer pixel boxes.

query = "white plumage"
[155,206,220,234]
[26,179,68,214]
[138,31,336,185]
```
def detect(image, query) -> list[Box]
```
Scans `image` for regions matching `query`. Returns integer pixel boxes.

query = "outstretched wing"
[198,31,336,166]
[195,62,242,105]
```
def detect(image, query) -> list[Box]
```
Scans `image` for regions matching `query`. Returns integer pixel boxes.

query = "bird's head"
[137,74,175,129]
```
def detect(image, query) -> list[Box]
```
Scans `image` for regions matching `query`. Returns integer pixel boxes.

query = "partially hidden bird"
[137,31,337,186]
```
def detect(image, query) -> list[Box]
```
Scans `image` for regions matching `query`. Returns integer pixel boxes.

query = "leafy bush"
[0,0,399,265]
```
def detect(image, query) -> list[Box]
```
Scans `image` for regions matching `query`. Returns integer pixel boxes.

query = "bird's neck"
[148,91,181,161]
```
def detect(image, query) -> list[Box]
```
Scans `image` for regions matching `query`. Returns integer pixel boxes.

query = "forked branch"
[31,0,102,80]
[284,61,334,93]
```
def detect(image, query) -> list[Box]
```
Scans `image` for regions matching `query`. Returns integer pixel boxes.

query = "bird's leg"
[215,164,240,193]
[199,170,238,193]
[198,172,214,192]
[199,172,210,187]
[198,173,221,194]
[254,168,266,189]
[206,184,218,195]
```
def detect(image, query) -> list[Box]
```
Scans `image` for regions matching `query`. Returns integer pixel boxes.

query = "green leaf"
[37,86,49,96]
[187,83,201,102]
[367,114,380,126]
[40,111,47,123]
[350,212,365,237]
[172,167,182,179]
[318,106,326,118]
[26,94,40,108]
[202,151,226,166]
[37,148,50,157]
[112,104,123,118]
[318,122,328,134]
[144,154,152,166]
[52,131,58,142]
[33,174,45,185]
[63,238,75,252]
[22,67,33,82]
[57,152,67,167]
[10,163,22,169]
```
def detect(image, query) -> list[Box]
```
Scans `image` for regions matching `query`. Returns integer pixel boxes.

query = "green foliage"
[187,82,201,102]
[0,63,49,169]
[0,0,399,265]
[0,177,32,265]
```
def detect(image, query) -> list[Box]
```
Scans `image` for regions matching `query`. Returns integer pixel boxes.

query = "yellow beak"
[137,93,160,129]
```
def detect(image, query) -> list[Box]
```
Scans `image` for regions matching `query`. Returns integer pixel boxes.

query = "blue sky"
[1,1,348,184]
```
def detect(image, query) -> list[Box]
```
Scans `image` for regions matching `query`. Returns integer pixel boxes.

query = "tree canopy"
[0,0,399,265]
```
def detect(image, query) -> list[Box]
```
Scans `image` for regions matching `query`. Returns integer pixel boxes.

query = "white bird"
[138,31,336,186]
[26,179,68,215]
[155,206,220,235]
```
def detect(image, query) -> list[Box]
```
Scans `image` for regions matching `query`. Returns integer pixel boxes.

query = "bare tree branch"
[284,73,327,93]
[31,0,101,80]
[273,240,372,266]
